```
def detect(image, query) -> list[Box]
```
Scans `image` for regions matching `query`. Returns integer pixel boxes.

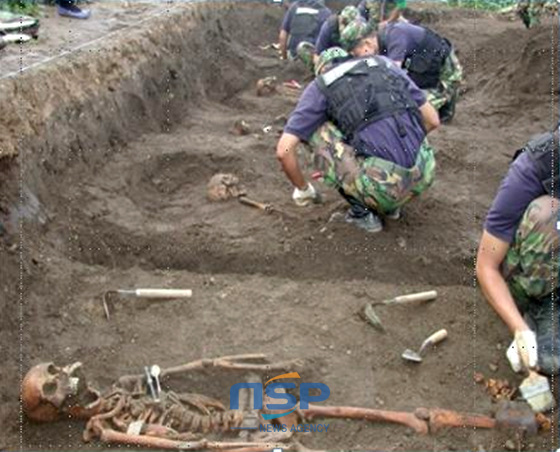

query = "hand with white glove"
[506,329,538,373]
[292,183,319,207]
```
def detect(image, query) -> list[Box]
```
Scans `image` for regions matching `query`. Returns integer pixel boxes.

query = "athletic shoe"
[57,5,91,20]
[385,207,402,221]
[345,210,383,233]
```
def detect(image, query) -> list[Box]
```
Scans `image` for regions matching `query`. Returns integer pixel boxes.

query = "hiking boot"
[386,207,402,221]
[57,4,91,19]
[345,210,383,233]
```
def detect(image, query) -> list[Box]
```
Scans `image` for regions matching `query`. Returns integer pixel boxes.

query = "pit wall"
[0,1,279,213]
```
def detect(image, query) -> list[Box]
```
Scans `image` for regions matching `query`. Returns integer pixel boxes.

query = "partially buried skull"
[22,362,102,422]
[207,173,246,201]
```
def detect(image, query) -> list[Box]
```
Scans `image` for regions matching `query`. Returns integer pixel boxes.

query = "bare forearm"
[477,266,529,333]
[279,30,288,59]
[276,133,307,189]
[419,102,440,133]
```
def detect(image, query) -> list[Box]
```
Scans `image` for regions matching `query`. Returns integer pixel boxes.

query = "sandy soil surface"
[0,2,558,451]
[0,1,170,79]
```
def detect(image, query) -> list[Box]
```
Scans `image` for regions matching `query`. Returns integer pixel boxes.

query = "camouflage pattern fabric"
[308,122,436,214]
[364,0,406,26]
[295,41,316,72]
[502,195,560,375]
[339,5,360,28]
[517,0,546,28]
[339,17,373,52]
[424,49,464,111]
[314,46,349,76]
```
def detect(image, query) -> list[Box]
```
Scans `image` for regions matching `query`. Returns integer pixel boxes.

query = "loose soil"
[0,2,558,451]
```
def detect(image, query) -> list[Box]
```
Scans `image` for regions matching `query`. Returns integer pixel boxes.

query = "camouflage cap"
[338,6,360,28]
[314,47,350,76]
[340,18,375,52]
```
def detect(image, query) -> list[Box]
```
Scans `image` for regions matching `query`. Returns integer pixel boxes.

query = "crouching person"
[276,48,439,233]
[477,128,560,377]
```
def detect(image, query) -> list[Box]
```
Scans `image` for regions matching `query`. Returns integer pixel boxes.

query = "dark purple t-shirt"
[281,1,332,55]
[484,151,544,243]
[380,22,426,62]
[284,56,427,169]
[315,15,340,54]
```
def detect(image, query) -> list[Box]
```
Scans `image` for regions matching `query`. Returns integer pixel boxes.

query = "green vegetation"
[0,0,40,16]
[446,0,516,10]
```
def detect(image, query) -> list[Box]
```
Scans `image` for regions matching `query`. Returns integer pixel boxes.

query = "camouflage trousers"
[308,122,436,214]
[517,0,546,28]
[424,49,464,112]
[502,195,560,375]
[289,41,315,73]
[364,1,407,26]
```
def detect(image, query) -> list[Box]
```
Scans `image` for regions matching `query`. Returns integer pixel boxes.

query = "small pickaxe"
[361,290,438,332]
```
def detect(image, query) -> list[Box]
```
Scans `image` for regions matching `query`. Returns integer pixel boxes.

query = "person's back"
[378,22,426,63]
[378,22,451,91]
[315,55,426,167]
[281,0,331,58]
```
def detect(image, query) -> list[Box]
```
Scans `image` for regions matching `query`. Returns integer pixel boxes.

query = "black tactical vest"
[379,26,451,90]
[290,0,326,44]
[517,132,560,198]
[316,56,423,148]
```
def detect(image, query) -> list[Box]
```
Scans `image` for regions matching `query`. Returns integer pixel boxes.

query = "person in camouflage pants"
[501,195,560,374]
[340,18,464,122]
[308,122,436,214]
[358,0,407,27]
[477,131,560,377]
[424,48,464,116]
[517,0,546,28]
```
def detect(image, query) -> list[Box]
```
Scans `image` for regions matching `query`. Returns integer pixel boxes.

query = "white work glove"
[292,183,318,207]
[506,329,538,373]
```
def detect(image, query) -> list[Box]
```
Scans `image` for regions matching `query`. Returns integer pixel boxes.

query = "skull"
[22,362,102,422]
[207,173,246,201]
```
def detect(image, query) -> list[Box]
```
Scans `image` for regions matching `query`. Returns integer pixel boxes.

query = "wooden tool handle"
[392,290,438,304]
[302,405,428,434]
[419,329,448,354]
[135,289,193,298]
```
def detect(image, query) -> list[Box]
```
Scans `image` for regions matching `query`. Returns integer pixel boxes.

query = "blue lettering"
[265,383,297,410]
[259,424,267,432]
[229,383,263,410]
[299,383,330,409]
[324,424,329,432]
[316,424,323,432]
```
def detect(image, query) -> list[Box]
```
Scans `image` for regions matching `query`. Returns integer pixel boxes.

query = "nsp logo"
[230,372,330,420]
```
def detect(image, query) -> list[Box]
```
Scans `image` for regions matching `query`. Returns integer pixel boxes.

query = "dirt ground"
[0,1,558,451]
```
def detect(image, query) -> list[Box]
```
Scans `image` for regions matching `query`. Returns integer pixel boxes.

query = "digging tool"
[144,367,157,401]
[362,290,437,332]
[150,365,162,401]
[103,288,193,320]
[519,371,555,413]
[371,290,437,306]
[402,329,448,363]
